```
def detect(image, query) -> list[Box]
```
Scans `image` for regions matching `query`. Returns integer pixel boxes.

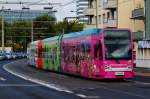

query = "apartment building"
[76,0,89,23]
[145,0,150,38]
[84,0,144,32]
[0,8,55,22]
[84,0,118,29]
[134,0,150,68]
[118,0,144,33]
[84,0,150,68]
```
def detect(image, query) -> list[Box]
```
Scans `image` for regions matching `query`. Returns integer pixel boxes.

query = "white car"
[12,53,17,59]
[5,53,12,59]
[0,53,5,60]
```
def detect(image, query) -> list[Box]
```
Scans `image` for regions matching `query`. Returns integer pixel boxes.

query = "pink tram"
[27,28,134,79]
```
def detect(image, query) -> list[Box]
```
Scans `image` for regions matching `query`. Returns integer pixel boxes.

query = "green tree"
[4,20,31,51]
[33,15,56,39]
[0,15,84,52]
[55,20,84,34]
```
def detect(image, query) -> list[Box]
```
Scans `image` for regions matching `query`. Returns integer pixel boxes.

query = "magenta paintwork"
[62,28,134,79]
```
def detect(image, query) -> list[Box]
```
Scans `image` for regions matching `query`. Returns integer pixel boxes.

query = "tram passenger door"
[92,40,103,76]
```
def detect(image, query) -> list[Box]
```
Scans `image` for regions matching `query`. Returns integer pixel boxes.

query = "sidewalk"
[135,67,150,77]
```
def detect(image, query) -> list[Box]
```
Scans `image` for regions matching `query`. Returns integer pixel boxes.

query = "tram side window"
[69,46,74,63]
[81,43,86,60]
[98,42,102,60]
[94,42,102,60]
[86,43,91,53]
[85,43,91,60]
[35,48,38,57]
[64,46,69,62]
[81,43,85,52]
[94,45,98,58]
[42,47,45,58]
[48,48,51,59]
[38,47,42,57]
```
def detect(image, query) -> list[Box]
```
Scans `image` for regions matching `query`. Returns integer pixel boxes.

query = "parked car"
[12,53,17,59]
[0,53,5,60]
[16,53,23,59]
[5,53,12,59]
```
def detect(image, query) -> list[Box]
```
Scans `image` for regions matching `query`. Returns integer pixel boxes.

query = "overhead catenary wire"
[0,0,136,7]
[0,1,61,5]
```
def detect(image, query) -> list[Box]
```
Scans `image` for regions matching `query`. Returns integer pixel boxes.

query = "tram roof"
[43,36,59,42]
[42,28,102,42]
[30,41,38,45]
[63,29,101,38]
[63,28,102,39]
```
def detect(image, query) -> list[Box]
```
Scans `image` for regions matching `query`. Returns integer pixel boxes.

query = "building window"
[99,15,101,24]
[103,13,107,23]
[107,12,110,20]
[103,0,108,4]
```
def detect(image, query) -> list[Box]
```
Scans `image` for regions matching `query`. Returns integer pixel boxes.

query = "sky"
[0,0,76,21]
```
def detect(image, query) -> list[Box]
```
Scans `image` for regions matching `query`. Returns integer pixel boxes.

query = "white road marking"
[3,61,101,98]
[75,94,101,99]
[0,77,6,81]
[86,96,100,99]
[3,61,78,94]
[75,94,87,98]
[3,63,69,91]
[4,60,150,99]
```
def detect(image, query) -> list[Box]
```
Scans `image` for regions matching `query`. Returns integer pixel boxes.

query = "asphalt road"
[1,59,150,99]
[0,60,81,99]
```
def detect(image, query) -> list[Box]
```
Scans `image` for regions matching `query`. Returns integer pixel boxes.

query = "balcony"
[103,0,117,9]
[103,19,117,28]
[131,8,145,20]
[83,8,95,16]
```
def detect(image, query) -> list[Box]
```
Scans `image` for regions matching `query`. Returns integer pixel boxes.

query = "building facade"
[134,0,150,68]
[76,0,89,23]
[0,8,55,22]
[84,0,150,68]
[145,0,150,38]
[84,0,118,29]
[84,0,144,33]
[118,0,144,33]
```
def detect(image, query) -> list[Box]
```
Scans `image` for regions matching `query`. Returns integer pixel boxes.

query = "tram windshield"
[104,30,132,60]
